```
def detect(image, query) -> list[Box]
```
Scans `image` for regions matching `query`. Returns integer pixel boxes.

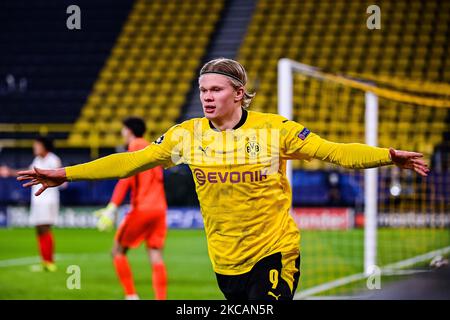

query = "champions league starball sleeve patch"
[153,134,165,145]
[298,128,311,140]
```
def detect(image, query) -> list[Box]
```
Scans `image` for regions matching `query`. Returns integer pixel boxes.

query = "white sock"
[125,294,140,300]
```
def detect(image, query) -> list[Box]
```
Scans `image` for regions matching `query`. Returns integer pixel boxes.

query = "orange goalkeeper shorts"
[115,209,167,249]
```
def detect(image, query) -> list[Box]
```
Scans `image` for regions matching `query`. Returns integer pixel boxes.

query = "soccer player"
[16,58,429,300]
[94,117,168,300]
[1,136,61,272]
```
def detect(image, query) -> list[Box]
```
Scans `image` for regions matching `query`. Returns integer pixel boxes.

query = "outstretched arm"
[17,123,185,196]
[65,147,159,181]
[313,139,429,176]
[281,119,429,176]
[17,137,178,196]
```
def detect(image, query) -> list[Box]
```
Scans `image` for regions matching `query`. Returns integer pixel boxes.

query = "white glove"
[94,203,117,232]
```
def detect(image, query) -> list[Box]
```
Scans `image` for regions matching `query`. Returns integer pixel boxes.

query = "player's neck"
[38,151,49,158]
[210,107,244,131]
[128,136,138,144]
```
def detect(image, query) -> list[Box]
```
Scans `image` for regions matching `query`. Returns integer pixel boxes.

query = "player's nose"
[202,91,214,101]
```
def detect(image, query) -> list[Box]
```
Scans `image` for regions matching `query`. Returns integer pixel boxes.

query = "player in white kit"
[0,137,61,272]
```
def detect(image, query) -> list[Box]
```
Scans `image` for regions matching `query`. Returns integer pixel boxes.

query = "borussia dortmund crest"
[245,141,260,158]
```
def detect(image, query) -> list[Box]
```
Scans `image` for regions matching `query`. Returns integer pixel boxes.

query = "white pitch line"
[381,269,430,276]
[295,272,367,299]
[0,253,108,268]
[382,246,450,270]
[0,256,41,267]
[294,245,450,300]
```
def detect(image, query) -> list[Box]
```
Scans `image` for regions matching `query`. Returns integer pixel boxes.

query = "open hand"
[389,148,429,177]
[17,167,67,196]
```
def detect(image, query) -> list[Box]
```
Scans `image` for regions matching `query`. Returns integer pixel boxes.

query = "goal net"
[278,59,450,298]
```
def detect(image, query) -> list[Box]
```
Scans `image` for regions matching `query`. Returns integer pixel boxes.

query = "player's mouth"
[204,105,216,114]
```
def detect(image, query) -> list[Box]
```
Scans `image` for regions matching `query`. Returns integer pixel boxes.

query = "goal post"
[363,91,379,276]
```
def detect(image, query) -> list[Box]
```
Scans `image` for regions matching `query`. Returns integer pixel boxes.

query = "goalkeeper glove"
[94,203,117,232]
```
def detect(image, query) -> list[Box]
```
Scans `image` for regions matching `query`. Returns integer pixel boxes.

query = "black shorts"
[215,252,301,301]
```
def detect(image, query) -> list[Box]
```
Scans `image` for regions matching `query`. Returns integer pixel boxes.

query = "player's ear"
[234,87,244,102]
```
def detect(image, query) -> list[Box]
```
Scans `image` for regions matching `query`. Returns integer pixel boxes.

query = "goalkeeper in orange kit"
[95,117,168,300]
[16,58,429,300]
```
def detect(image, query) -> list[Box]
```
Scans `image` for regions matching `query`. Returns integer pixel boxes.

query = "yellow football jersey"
[66,109,392,275]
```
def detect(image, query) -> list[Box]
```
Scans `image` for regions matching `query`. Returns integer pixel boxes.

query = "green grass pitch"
[0,228,448,299]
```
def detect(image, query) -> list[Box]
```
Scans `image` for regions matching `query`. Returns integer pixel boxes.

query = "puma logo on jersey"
[267,291,281,300]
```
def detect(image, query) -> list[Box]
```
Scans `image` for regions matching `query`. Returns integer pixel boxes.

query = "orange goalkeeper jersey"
[110,138,167,212]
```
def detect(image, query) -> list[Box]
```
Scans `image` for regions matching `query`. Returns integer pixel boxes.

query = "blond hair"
[200,58,255,108]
